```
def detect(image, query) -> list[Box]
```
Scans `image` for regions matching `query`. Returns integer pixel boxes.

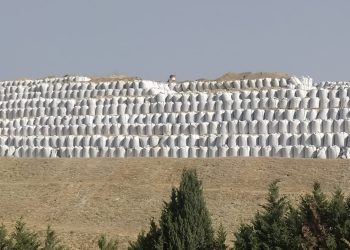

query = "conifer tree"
[129,168,216,250]
[0,224,12,249]
[128,219,162,250]
[214,224,228,250]
[299,183,350,249]
[234,180,300,249]
[11,219,40,250]
[159,168,215,250]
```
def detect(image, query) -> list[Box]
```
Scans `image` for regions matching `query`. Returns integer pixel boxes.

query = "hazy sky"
[1,1,349,82]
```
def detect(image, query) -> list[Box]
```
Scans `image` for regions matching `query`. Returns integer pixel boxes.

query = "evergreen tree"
[0,224,12,249]
[234,180,300,249]
[11,219,40,250]
[214,224,228,250]
[128,219,162,250]
[129,168,216,250]
[299,183,350,249]
[159,168,215,250]
[234,224,258,250]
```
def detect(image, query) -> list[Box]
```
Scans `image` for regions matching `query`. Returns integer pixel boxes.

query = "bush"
[98,235,118,250]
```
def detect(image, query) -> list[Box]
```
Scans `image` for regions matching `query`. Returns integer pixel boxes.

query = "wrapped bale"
[333,119,344,133]
[218,146,228,157]
[311,133,323,147]
[334,132,346,147]
[271,146,283,157]
[322,120,333,133]
[304,146,317,158]
[280,146,292,158]
[227,147,239,157]
[327,146,340,159]
[250,146,261,157]
[292,145,305,158]
[238,120,248,134]
[310,119,322,133]
[238,146,250,157]
[268,120,279,134]
[316,147,327,159]
[323,133,334,147]
[268,134,279,147]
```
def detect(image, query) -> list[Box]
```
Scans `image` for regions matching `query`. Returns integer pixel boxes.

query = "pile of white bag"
[1,75,350,158]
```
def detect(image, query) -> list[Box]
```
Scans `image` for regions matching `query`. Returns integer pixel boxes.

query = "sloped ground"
[0,157,350,249]
[216,72,290,81]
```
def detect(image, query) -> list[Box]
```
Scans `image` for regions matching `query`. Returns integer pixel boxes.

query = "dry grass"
[216,72,290,81]
[0,157,349,249]
[90,74,141,83]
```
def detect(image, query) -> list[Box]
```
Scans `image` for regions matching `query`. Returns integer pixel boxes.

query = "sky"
[0,1,349,82]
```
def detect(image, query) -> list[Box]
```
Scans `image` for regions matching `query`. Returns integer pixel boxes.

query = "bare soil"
[216,72,290,81]
[0,157,349,249]
[90,75,141,82]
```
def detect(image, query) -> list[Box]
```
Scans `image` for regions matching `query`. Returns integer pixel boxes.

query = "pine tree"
[234,180,299,249]
[128,218,162,250]
[299,183,350,249]
[11,219,41,250]
[129,168,215,250]
[214,224,228,250]
[234,224,258,250]
[159,168,215,250]
[0,224,12,249]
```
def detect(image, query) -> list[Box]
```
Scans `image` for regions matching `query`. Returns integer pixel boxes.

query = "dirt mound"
[0,157,349,249]
[216,72,290,81]
[90,74,141,82]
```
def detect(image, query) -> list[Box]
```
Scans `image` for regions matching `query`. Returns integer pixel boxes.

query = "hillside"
[1,157,349,249]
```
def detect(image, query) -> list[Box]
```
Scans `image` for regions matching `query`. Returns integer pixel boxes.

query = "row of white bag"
[1,132,350,148]
[3,120,350,136]
[0,145,346,159]
[3,100,350,120]
[4,109,350,127]
[0,76,91,87]
[3,97,350,113]
[2,83,350,106]
[3,86,350,104]
[1,78,286,92]
[169,78,290,92]
[0,77,313,92]
[0,80,172,95]
[0,88,162,101]
[318,82,350,88]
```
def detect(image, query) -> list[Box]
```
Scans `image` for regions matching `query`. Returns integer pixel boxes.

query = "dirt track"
[0,157,349,249]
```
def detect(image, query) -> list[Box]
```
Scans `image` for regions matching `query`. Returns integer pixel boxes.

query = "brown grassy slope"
[216,72,290,81]
[0,157,349,249]
[90,74,141,82]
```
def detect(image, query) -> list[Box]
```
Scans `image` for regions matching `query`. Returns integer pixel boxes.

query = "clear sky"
[0,1,349,82]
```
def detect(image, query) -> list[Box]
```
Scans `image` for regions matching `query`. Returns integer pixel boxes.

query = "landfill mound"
[1,74,350,158]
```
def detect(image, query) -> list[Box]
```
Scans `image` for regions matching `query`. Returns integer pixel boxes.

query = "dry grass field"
[1,157,350,249]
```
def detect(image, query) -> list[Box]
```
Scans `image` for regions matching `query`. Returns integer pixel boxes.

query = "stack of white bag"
[1,75,350,158]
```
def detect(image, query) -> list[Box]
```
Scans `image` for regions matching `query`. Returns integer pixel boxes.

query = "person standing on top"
[167,74,176,83]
